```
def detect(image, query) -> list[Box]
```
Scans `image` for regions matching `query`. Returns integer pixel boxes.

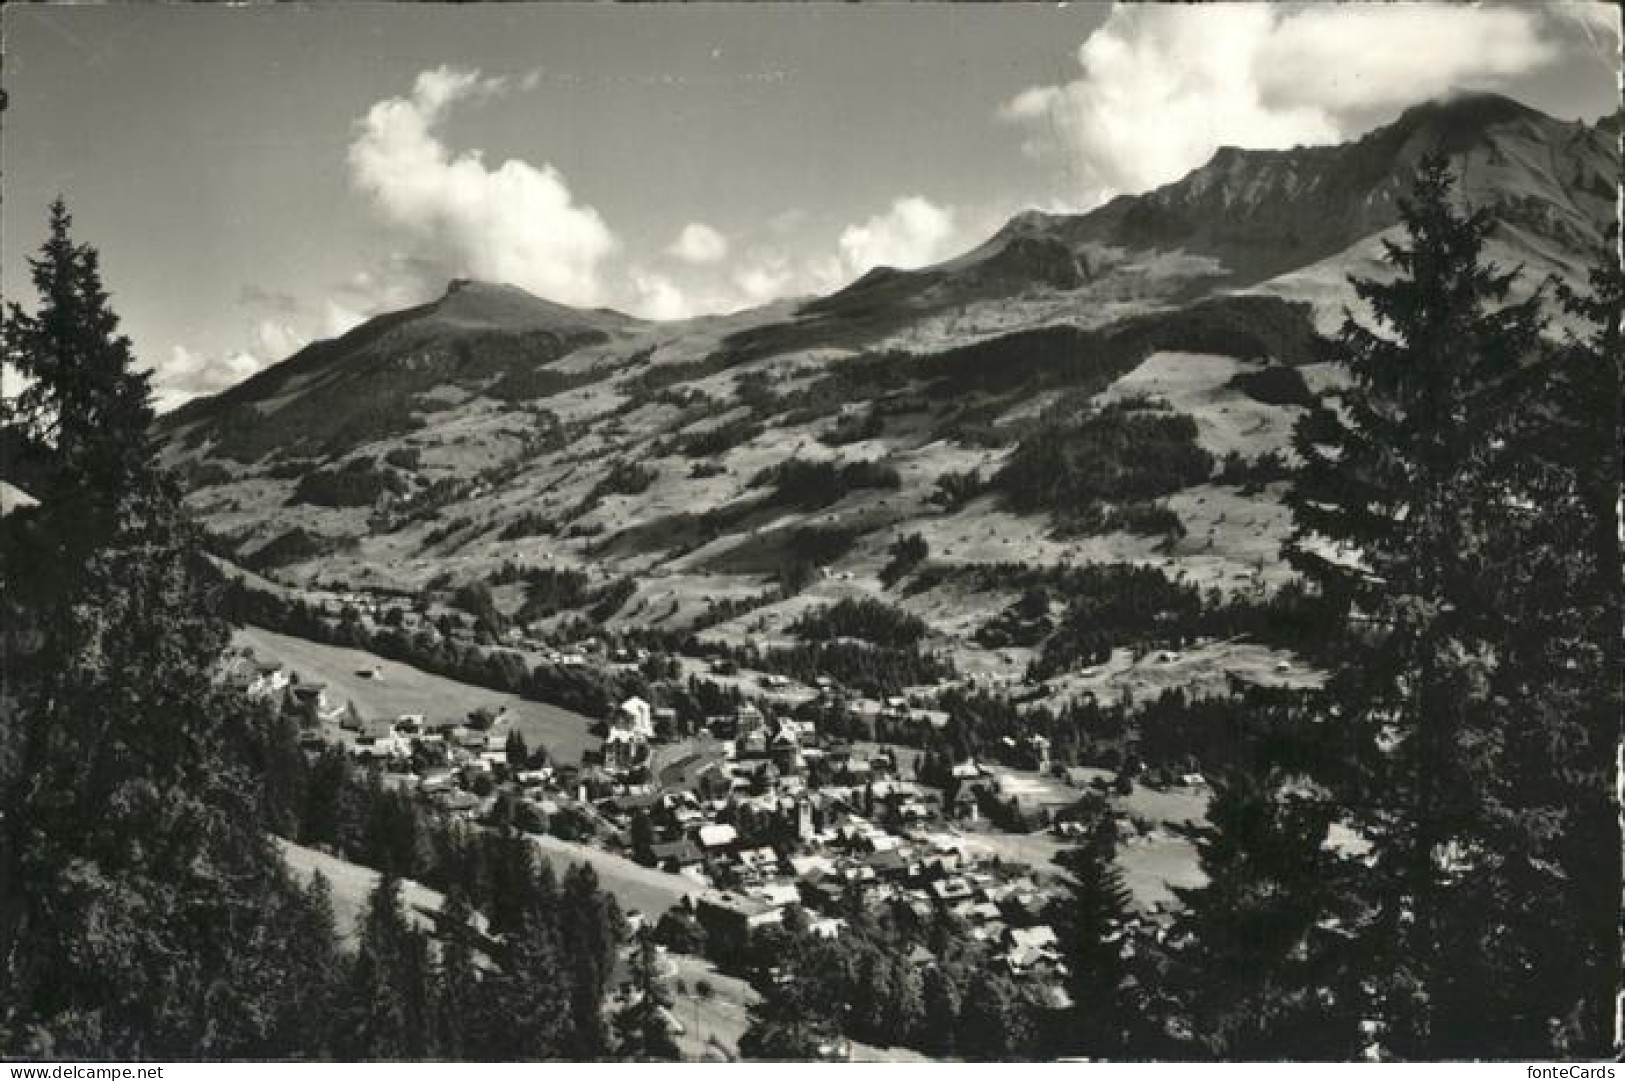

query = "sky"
[3,2,1620,408]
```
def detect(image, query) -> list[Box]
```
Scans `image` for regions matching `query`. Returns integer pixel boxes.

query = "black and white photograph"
[1,0,1621,1064]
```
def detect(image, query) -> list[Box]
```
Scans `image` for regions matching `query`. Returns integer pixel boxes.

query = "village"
[219,593,1208,1019]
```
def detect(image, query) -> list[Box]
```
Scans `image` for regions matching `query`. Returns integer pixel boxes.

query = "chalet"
[351,720,407,759]
[246,661,289,701]
[650,839,704,872]
[290,681,331,714]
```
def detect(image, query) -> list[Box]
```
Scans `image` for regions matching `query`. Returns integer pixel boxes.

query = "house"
[614,696,655,740]
[245,661,290,701]
[695,891,784,963]
[769,726,803,775]
[1007,925,1059,953]
[809,916,846,940]
[750,881,801,908]
[697,823,739,851]
[603,728,649,773]
[351,720,406,759]
[290,681,331,715]
[951,784,981,822]
[650,839,704,872]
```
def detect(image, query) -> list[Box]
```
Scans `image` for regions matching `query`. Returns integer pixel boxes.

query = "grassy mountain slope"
[162,92,1618,708]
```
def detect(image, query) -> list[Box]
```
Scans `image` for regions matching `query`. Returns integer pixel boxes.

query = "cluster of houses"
[220,650,1087,994]
[579,698,1074,989]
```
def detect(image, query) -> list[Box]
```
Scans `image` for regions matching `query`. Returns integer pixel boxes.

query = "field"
[234,624,601,764]
[527,833,703,918]
[276,837,451,947]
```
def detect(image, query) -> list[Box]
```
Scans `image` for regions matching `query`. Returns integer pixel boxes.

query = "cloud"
[837,196,959,276]
[627,267,698,321]
[348,65,618,307]
[323,300,368,338]
[238,284,301,315]
[1000,3,1562,203]
[668,222,729,265]
[153,345,267,408]
[251,319,307,361]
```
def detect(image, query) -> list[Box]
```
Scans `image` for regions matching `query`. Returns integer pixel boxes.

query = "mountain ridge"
[156,90,1617,684]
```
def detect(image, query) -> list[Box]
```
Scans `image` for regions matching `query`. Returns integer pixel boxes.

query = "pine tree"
[337,873,435,1059]
[435,889,482,1059]
[918,965,960,1057]
[1283,155,1600,1057]
[614,928,681,1061]
[0,201,341,1058]
[1169,763,1364,1059]
[560,861,622,1058]
[1050,813,1135,1057]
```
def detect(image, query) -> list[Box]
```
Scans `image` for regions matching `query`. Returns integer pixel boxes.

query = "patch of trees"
[774,525,864,594]
[482,364,591,403]
[996,404,1214,521]
[879,532,929,588]
[739,909,1042,1060]
[498,510,558,541]
[515,566,593,622]
[676,416,763,458]
[819,408,884,446]
[383,445,422,470]
[729,638,955,698]
[930,468,985,510]
[750,458,901,510]
[588,576,637,622]
[573,460,658,517]
[247,526,349,570]
[790,597,929,648]
[1214,448,1291,492]
[288,458,410,508]
[1227,364,1315,407]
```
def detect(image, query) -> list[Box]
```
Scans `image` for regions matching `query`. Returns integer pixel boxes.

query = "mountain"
[773,90,1617,345]
[161,92,1618,698]
[165,279,643,463]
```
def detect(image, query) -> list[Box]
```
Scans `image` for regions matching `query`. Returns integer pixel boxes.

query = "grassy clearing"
[276,837,449,948]
[234,625,601,763]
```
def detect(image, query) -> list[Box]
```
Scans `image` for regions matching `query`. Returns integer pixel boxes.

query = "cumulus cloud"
[627,267,699,322]
[348,65,618,307]
[668,221,729,265]
[836,196,959,276]
[251,319,307,360]
[1000,3,1563,204]
[153,345,266,408]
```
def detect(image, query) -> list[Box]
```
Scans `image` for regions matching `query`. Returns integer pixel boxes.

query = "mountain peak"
[1389,88,1548,142]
